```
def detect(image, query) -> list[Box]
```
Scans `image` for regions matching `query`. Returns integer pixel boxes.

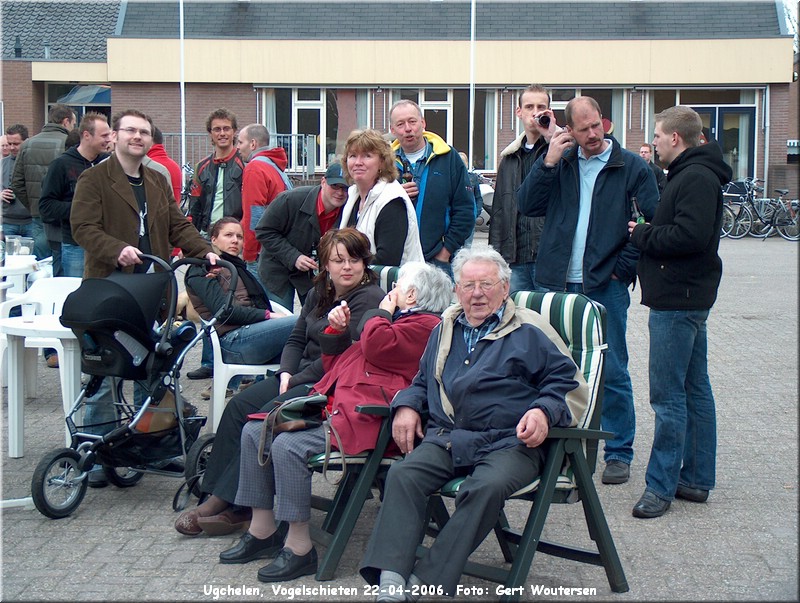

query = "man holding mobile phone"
[516,95,659,486]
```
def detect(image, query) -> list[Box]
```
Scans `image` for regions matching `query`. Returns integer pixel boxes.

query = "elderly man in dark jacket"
[628,106,732,519]
[360,245,588,599]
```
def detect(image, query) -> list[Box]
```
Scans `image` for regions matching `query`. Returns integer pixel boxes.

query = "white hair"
[397,261,454,314]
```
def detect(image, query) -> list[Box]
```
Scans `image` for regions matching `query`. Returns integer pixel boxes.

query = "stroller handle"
[170,256,239,325]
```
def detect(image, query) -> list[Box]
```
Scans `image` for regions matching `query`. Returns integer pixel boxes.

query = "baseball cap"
[324,163,347,187]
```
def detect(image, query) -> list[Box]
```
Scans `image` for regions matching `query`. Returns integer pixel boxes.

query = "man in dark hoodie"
[628,105,732,519]
[39,112,112,278]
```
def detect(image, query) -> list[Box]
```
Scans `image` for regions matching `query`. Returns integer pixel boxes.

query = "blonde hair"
[341,129,399,184]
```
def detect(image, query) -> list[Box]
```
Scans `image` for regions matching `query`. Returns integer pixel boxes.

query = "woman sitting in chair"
[185,217,297,372]
[175,227,386,537]
[218,261,454,583]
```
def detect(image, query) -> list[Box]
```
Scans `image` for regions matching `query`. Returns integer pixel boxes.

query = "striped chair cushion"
[369,265,401,293]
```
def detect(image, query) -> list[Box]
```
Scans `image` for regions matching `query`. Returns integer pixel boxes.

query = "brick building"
[1,0,796,194]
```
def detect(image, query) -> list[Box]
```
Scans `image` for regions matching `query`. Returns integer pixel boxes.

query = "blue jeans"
[267,287,296,312]
[430,258,454,281]
[644,309,716,501]
[2,222,34,238]
[510,262,546,295]
[61,243,85,278]
[219,315,297,365]
[29,217,51,262]
[561,279,635,465]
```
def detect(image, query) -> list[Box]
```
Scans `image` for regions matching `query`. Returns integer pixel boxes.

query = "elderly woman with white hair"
[217,261,453,583]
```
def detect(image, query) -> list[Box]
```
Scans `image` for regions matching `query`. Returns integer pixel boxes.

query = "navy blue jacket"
[517,136,659,293]
[392,300,587,468]
[392,132,475,261]
[631,142,732,310]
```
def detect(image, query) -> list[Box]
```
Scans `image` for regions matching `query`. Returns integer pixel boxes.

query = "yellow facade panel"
[31,61,108,83]
[100,37,793,85]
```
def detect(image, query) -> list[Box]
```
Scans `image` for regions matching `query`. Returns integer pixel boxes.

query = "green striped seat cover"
[369,265,401,293]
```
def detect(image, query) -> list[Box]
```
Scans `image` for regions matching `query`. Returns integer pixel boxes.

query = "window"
[46,83,111,122]
[261,87,338,173]
[391,88,497,171]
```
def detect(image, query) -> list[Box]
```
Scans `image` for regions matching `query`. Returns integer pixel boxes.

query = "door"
[692,106,754,180]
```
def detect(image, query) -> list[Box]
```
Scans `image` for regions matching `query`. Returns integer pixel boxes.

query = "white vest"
[339,179,424,264]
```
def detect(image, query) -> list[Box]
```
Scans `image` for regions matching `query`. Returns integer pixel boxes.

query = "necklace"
[128,175,144,187]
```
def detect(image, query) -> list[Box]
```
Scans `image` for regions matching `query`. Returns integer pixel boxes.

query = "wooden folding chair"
[419,290,628,601]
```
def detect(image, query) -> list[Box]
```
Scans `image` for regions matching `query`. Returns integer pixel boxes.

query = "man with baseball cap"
[255,163,349,309]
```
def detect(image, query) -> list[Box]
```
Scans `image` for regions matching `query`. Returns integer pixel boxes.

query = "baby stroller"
[30,255,235,519]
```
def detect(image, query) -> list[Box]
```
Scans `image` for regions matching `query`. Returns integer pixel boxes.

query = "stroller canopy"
[61,270,172,347]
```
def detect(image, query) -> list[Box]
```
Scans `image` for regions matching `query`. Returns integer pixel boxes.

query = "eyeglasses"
[117,127,152,138]
[211,126,233,134]
[459,280,501,293]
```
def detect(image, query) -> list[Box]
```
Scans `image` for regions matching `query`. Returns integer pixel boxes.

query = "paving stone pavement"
[1,235,797,602]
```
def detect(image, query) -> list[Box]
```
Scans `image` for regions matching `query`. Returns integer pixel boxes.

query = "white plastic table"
[0,255,39,302]
[0,314,80,458]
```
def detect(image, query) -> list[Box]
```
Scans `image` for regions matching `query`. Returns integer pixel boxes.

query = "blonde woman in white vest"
[338,129,424,266]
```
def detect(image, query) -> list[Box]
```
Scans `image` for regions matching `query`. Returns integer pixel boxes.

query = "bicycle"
[722,178,792,240]
[179,163,194,217]
[771,195,799,241]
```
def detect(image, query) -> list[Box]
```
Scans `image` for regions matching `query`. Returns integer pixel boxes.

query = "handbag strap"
[257,402,282,467]
[321,416,348,486]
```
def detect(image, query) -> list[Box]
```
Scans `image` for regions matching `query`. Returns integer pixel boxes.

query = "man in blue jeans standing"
[517,96,659,485]
[628,106,731,518]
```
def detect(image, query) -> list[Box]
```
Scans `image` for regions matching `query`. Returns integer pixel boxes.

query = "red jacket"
[314,309,441,455]
[146,144,182,203]
[241,147,289,262]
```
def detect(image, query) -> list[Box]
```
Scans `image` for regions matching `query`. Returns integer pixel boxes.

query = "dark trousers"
[200,376,312,503]
[360,442,543,595]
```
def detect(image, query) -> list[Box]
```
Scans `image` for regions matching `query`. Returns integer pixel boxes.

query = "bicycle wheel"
[775,205,799,241]
[185,432,215,497]
[749,199,778,238]
[727,203,752,239]
[31,448,88,519]
[104,465,145,488]
[720,205,734,238]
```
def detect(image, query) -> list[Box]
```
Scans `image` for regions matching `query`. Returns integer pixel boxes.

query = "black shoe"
[601,460,630,484]
[257,547,318,582]
[219,531,285,564]
[632,491,671,518]
[88,470,108,489]
[675,484,709,503]
[187,366,213,380]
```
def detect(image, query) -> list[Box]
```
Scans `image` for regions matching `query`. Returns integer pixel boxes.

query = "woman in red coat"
[217,261,453,583]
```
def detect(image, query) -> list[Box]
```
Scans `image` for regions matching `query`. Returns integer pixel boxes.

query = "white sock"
[407,574,423,602]
[377,570,407,602]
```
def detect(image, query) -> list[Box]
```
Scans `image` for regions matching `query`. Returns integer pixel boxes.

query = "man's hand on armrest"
[516,408,550,448]
[392,406,423,455]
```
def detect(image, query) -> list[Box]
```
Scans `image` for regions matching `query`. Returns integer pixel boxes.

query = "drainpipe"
[763,85,770,191]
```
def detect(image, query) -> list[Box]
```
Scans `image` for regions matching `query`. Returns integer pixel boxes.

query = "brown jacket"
[71,153,210,278]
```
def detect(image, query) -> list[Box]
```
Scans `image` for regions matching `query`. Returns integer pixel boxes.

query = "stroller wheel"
[185,433,215,497]
[31,448,88,519]
[103,466,145,488]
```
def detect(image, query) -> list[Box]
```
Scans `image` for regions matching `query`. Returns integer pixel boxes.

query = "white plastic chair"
[0,277,82,392]
[208,301,293,432]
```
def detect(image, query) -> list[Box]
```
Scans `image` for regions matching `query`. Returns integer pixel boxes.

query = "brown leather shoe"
[197,507,252,536]
[175,509,203,536]
[46,353,59,369]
